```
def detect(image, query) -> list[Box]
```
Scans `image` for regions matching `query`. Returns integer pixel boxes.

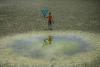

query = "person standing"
[46,12,54,30]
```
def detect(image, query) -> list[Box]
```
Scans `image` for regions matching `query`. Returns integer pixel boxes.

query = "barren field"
[0,0,100,36]
[0,0,100,67]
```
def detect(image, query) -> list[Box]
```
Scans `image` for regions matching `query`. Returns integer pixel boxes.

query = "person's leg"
[50,23,52,30]
[48,21,52,30]
[48,22,50,30]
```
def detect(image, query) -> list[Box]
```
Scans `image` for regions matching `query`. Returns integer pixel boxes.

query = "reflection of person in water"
[48,36,52,44]
[42,36,53,47]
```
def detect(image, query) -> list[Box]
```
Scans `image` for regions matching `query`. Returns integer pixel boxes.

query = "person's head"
[49,12,51,16]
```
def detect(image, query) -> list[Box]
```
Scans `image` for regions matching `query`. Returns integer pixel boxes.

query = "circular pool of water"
[0,31,100,66]
[10,34,92,59]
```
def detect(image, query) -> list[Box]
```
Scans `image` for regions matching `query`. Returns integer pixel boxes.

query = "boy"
[46,12,54,30]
